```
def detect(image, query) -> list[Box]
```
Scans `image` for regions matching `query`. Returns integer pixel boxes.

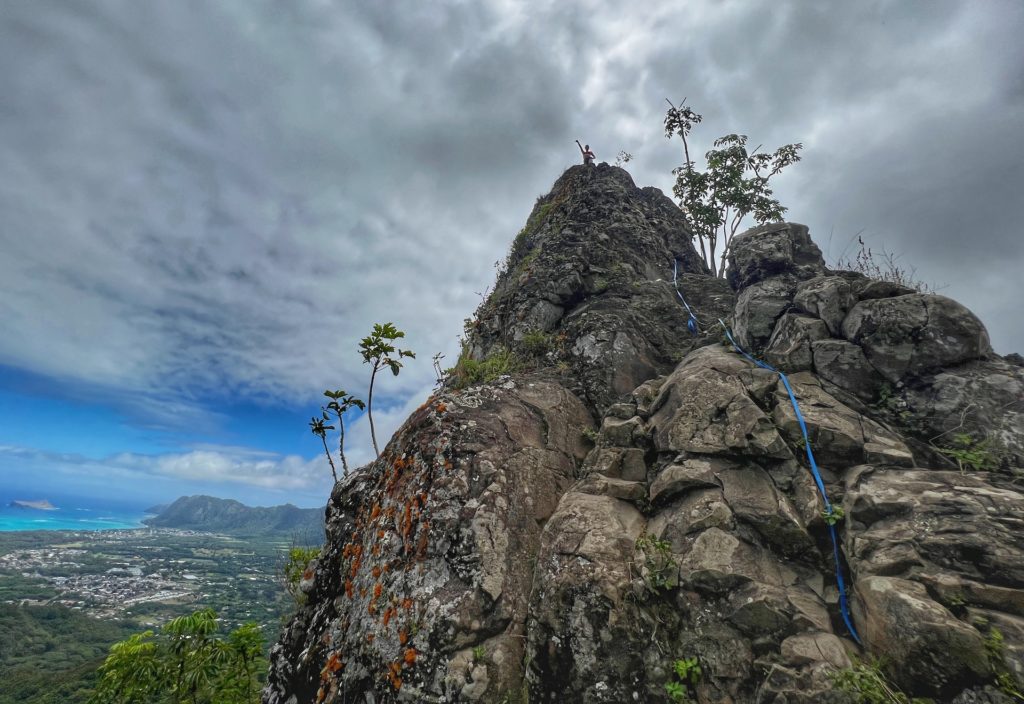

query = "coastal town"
[0,527,291,629]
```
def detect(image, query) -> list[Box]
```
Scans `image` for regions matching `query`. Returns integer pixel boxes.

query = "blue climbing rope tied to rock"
[718,320,862,645]
[672,259,701,336]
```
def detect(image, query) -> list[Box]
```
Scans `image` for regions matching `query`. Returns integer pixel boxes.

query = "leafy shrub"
[822,504,845,526]
[635,533,677,594]
[520,330,552,357]
[937,433,997,473]
[985,627,1024,700]
[450,348,520,389]
[89,608,264,704]
[665,657,701,703]
[310,390,364,481]
[831,657,929,704]
[282,546,321,607]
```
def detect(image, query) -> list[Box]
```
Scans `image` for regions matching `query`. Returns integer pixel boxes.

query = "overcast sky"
[1,0,1021,508]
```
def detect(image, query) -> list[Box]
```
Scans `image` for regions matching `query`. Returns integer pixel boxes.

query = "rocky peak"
[464,163,731,414]
[265,167,1024,704]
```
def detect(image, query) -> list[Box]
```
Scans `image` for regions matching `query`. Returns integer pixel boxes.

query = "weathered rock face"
[465,164,732,413]
[266,166,1024,704]
[266,380,592,704]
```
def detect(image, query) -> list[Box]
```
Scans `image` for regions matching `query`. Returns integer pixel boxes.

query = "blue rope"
[672,259,700,336]
[666,259,861,642]
[718,320,861,645]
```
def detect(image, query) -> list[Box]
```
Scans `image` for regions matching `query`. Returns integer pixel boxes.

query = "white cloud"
[0,443,331,504]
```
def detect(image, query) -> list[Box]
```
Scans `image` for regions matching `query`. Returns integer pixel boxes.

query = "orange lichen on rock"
[402,598,413,610]
[404,648,417,665]
[398,628,408,645]
[348,545,363,578]
[388,662,403,690]
[344,580,354,599]
[320,651,344,685]
[373,582,383,599]
[382,607,395,627]
[416,521,430,559]
[401,501,414,539]
[370,503,381,521]
[435,402,447,414]
[372,565,382,578]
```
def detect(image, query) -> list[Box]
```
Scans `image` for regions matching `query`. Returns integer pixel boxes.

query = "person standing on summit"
[576,140,595,166]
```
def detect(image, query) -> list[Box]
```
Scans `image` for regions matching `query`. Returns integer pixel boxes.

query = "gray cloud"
[0,0,1021,436]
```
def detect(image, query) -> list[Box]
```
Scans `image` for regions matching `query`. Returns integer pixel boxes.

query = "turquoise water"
[0,496,149,531]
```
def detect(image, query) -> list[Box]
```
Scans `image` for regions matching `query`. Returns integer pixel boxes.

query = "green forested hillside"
[0,604,137,704]
[144,495,325,540]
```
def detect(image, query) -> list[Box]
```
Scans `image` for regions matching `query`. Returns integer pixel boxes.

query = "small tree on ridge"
[359,322,415,457]
[665,98,802,277]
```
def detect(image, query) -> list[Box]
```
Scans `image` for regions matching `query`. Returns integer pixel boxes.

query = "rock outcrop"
[265,165,1024,704]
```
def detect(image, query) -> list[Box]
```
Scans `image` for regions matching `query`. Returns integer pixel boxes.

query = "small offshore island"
[8,500,57,511]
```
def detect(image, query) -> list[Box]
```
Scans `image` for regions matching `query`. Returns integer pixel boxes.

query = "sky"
[1,1,1021,509]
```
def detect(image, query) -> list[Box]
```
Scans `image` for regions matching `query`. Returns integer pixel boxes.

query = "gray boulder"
[811,338,887,401]
[733,276,798,352]
[648,346,790,458]
[794,275,858,336]
[726,222,828,290]
[856,576,989,694]
[841,293,992,381]
[764,314,830,372]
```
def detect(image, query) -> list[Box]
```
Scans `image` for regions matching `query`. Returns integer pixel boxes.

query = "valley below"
[0,527,307,703]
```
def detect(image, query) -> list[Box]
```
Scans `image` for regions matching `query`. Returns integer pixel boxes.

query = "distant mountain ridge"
[144,495,324,541]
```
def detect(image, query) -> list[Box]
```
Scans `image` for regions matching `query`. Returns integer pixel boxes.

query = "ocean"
[0,492,151,531]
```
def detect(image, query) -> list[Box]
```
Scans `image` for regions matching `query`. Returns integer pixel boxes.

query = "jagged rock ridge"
[266,165,1024,704]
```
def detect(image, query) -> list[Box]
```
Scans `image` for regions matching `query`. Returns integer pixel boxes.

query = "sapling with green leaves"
[359,322,416,457]
[323,389,364,477]
[309,415,338,482]
[310,390,364,481]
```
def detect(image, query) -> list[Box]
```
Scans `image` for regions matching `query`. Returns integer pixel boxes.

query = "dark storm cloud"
[0,0,587,415]
[0,0,1021,438]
